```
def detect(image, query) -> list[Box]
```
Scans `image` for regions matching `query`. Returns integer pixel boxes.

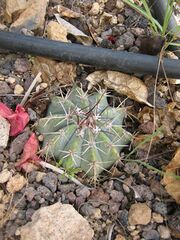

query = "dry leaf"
[16,133,41,172]
[32,57,76,85]
[55,14,93,46]
[162,148,180,203]
[53,5,81,18]
[86,70,152,106]
[46,21,68,42]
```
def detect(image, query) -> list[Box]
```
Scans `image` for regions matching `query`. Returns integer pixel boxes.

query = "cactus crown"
[37,86,131,178]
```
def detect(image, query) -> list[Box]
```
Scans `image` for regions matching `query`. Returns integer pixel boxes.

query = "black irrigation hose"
[0,31,180,78]
[150,0,180,58]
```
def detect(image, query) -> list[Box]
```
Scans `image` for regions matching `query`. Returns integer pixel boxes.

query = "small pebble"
[117,14,124,24]
[122,184,130,193]
[152,212,164,223]
[67,192,76,203]
[89,2,100,15]
[14,84,24,95]
[128,225,136,231]
[0,204,5,220]
[40,82,48,89]
[142,230,160,240]
[5,77,16,84]
[115,234,126,240]
[133,184,154,201]
[153,202,167,216]
[38,135,44,142]
[174,91,180,103]
[128,203,151,225]
[36,82,48,92]
[108,201,120,214]
[0,81,12,94]
[157,225,170,239]
[36,185,52,201]
[130,230,140,236]
[76,187,90,198]
[124,162,140,175]
[42,172,58,192]
[0,74,5,81]
[118,209,129,227]
[110,190,124,202]
[0,169,12,183]
[116,0,124,10]
[35,171,46,182]
[0,190,4,201]
[14,58,31,73]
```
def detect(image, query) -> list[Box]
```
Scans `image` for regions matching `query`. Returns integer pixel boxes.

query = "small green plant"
[123,0,180,48]
[37,86,132,178]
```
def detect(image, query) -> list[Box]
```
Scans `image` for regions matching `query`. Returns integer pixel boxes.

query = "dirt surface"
[0,0,180,240]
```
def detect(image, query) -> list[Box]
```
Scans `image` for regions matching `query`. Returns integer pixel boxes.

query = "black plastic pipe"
[0,31,180,78]
[150,0,180,58]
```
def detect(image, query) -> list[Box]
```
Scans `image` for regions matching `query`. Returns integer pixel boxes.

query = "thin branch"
[20,72,42,106]
[39,161,86,187]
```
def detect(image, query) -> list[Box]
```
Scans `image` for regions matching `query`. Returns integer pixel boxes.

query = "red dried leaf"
[0,103,29,136]
[16,133,41,172]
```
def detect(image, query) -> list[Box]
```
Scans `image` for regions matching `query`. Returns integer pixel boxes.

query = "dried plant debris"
[55,14,93,45]
[32,57,76,85]
[162,148,180,204]
[52,5,81,18]
[86,70,152,106]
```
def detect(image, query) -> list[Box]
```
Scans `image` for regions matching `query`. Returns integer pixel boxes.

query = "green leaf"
[123,0,162,33]
[162,0,174,36]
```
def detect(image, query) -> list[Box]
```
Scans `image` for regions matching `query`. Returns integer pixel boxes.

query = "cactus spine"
[37,86,131,177]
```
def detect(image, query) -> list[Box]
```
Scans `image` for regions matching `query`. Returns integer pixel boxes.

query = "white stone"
[0,116,10,148]
[35,171,46,182]
[116,0,124,10]
[89,2,100,15]
[0,169,12,184]
[20,202,94,240]
[174,91,180,103]
[6,77,16,84]
[40,82,48,89]
[14,84,24,94]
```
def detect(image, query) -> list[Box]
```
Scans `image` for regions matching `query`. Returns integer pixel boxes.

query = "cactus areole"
[37,87,132,177]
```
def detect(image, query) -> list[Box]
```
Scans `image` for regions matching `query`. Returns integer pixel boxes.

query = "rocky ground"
[0,0,180,240]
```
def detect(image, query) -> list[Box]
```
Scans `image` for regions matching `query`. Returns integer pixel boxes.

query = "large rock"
[5,0,27,23]
[20,203,94,240]
[128,203,151,225]
[10,0,49,32]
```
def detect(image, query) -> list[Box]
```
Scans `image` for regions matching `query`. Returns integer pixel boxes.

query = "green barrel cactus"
[37,86,132,177]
